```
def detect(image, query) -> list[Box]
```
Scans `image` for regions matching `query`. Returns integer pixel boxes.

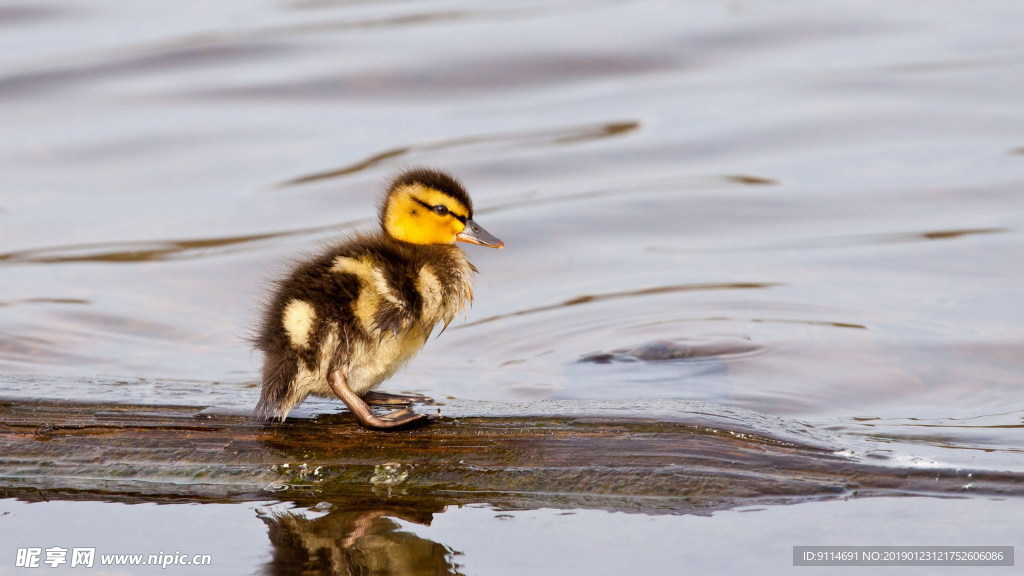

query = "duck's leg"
[328,371,430,429]
[362,390,434,406]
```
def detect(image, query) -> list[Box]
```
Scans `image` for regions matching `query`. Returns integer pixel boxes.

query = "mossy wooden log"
[1,397,1021,515]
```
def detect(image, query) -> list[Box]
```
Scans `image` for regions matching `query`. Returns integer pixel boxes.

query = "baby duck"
[252,168,503,429]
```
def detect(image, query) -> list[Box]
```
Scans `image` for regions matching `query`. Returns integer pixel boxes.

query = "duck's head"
[380,168,504,249]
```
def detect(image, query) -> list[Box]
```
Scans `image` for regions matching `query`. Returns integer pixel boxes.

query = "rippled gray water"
[2,1,1022,574]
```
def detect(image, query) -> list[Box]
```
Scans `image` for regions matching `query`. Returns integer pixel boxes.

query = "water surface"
[1,0,1022,573]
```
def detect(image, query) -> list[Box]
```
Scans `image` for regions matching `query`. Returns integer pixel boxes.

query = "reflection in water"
[260,501,463,576]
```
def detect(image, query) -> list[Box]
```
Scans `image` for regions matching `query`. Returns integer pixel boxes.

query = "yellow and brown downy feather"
[252,168,502,428]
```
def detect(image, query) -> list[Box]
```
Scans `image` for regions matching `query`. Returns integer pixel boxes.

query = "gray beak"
[456,219,504,248]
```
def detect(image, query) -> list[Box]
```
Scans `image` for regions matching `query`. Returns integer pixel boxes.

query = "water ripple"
[458,282,780,329]
[0,298,90,307]
[651,227,1009,255]
[0,4,76,27]
[0,222,360,265]
[0,41,294,98]
[278,120,639,187]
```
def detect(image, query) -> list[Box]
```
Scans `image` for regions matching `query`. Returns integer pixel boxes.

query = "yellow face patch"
[383,184,470,245]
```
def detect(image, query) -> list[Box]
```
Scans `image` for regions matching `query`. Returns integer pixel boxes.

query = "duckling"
[252,168,503,429]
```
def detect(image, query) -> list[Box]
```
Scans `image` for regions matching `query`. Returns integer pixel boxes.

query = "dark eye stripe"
[413,197,467,223]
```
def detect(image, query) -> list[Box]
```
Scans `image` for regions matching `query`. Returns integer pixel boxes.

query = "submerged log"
[2,394,1022,515]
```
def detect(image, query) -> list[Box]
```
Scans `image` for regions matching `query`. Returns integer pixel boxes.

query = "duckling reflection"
[259,501,464,576]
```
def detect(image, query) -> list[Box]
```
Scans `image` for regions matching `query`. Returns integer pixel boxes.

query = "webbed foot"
[329,371,434,430]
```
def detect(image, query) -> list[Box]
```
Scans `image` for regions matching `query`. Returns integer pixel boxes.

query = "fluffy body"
[253,233,475,421]
[251,168,501,427]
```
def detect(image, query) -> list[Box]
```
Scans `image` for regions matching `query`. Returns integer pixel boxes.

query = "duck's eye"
[432,204,450,216]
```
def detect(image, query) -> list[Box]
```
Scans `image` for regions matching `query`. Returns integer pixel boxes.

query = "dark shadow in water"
[580,337,762,364]
[259,499,463,576]
[278,120,640,187]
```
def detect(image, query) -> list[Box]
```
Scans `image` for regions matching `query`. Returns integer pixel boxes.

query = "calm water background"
[1,0,1022,574]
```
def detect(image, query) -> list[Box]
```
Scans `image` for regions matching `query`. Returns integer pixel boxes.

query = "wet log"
[2,395,1021,515]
